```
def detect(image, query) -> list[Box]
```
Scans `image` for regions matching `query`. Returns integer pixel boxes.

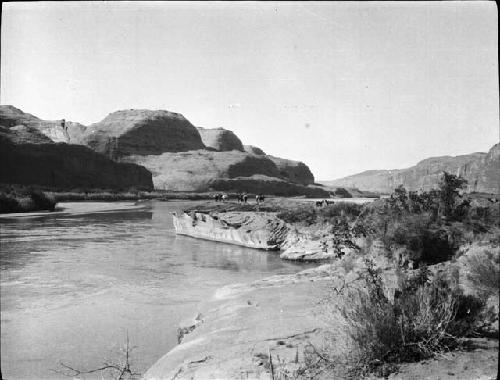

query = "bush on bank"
[0,187,56,213]
[320,259,489,378]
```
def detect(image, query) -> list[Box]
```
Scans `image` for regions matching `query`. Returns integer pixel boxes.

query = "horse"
[221,194,228,202]
[213,193,223,202]
[256,194,265,204]
[315,200,324,207]
[242,194,248,203]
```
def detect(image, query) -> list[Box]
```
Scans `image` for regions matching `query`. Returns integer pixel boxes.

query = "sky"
[1,1,498,180]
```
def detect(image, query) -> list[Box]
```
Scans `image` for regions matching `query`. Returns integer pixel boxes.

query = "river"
[0,201,312,379]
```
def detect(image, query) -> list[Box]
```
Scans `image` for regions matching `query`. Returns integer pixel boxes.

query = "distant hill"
[322,144,500,194]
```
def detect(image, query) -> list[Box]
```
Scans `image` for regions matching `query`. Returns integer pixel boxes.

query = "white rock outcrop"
[172,211,288,250]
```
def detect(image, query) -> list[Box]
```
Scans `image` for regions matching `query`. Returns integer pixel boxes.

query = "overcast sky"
[1,1,498,180]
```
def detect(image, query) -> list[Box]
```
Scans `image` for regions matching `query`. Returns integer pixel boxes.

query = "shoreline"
[143,264,333,380]
[0,188,374,215]
[143,260,499,380]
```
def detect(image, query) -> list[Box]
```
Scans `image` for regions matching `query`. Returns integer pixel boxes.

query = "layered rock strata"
[173,211,288,250]
[196,127,244,152]
[172,210,359,260]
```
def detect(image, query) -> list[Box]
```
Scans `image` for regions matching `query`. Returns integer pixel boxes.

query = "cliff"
[243,145,266,155]
[124,150,280,191]
[196,127,244,152]
[0,105,87,144]
[0,121,153,191]
[124,150,327,196]
[324,144,500,194]
[84,109,205,158]
[266,155,315,185]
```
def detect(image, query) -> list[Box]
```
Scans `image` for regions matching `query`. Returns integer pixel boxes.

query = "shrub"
[439,172,468,220]
[0,188,56,213]
[276,205,317,225]
[322,260,485,376]
[0,193,19,213]
[28,189,56,212]
[464,245,500,299]
[317,202,363,223]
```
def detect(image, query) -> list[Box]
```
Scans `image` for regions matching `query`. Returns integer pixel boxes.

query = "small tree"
[439,172,467,219]
[389,185,409,212]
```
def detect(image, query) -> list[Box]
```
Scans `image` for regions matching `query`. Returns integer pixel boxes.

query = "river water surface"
[0,201,311,379]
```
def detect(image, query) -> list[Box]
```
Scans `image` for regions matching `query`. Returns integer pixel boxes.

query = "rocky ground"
[143,265,333,380]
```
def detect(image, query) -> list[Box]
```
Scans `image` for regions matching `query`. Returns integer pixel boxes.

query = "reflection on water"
[0,201,311,379]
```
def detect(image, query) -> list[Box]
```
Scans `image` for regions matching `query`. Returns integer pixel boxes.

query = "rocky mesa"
[323,144,500,194]
[84,109,206,159]
[85,108,326,196]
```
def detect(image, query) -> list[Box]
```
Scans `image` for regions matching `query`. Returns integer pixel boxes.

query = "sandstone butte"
[0,105,328,196]
[323,143,500,195]
[85,109,323,195]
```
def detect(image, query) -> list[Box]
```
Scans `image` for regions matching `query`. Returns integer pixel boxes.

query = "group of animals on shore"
[211,193,334,206]
[315,199,335,207]
[213,193,265,204]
